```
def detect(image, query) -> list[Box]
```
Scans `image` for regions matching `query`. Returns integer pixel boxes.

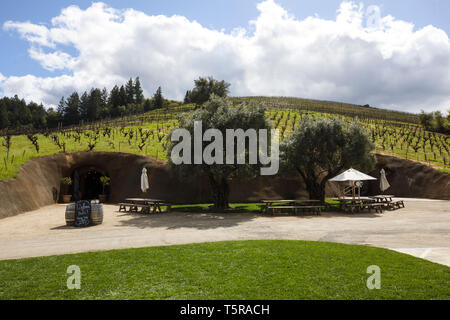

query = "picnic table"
[370,195,394,203]
[332,195,405,213]
[261,199,324,216]
[119,198,170,214]
[331,197,363,208]
[369,195,405,210]
[331,197,382,213]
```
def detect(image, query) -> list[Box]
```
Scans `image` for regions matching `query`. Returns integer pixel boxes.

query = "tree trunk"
[208,175,230,209]
[305,179,326,202]
[299,166,344,203]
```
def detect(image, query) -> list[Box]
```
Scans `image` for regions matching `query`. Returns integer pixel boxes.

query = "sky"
[0,0,450,113]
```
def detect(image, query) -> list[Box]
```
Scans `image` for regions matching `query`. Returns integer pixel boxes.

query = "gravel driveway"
[0,198,449,266]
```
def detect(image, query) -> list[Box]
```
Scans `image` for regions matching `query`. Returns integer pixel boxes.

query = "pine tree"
[0,101,9,129]
[29,102,47,129]
[134,77,144,104]
[64,92,80,125]
[101,87,108,107]
[88,88,102,121]
[108,85,121,117]
[119,85,127,107]
[79,91,89,120]
[125,78,135,104]
[153,86,164,109]
[183,90,191,104]
[18,100,32,126]
[57,96,66,117]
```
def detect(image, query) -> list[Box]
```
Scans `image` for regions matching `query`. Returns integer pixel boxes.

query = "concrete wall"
[0,151,449,219]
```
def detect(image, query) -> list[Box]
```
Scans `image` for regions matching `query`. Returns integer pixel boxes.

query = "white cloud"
[3,20,54,47]
[28,47,76,71]
[1,0,450,113]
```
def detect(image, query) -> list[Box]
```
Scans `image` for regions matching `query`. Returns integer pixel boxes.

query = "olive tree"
[281,117,375,201]
[167,95,273,209]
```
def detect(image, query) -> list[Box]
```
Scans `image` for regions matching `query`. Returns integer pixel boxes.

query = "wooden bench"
[388,200,405,210]
[362,203,384,213]
[343,203,363,213]
[154,202,172,213]
[267,205,323,216]
[119,203,136,212]
[160,203,172,212]
[395,200,405,209]
[119,202,172,214]
[119,203,150,213]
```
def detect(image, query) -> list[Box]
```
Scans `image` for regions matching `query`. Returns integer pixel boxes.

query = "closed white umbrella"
[379,168,390,193]
[140,167,149,193]
[330,168,377,199]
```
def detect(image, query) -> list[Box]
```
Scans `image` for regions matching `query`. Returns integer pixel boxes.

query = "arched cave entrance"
[71,166,110,201]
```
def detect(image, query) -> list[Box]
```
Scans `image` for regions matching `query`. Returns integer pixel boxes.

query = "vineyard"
[0,97,449,180]
[0,105,190,180]
[231,96,420,124]
[267,109,449,170]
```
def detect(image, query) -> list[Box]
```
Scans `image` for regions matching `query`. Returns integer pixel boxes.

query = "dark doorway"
[72,167,109,201]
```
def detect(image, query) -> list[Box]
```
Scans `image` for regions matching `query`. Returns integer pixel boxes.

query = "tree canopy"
[281,117,375,201]
[419,110,449,134]
[167,95,273,209]
[153,86,164,109]
[185,77,230,106]
[0,77,183,133]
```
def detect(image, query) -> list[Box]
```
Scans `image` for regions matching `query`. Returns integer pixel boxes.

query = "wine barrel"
[65,203,104,226]
[90,204,104,225]
[65,204,75,226]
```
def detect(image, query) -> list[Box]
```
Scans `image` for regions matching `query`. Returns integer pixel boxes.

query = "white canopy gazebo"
[329,168,377,199]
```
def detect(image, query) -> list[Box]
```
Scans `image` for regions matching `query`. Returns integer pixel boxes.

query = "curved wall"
[368,154,450,199]
[0,152,448,219]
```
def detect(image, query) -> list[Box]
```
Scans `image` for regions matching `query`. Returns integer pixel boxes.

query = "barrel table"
[65,203,104,226]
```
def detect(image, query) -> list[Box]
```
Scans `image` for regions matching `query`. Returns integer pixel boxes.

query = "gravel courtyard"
[0,198,448,266]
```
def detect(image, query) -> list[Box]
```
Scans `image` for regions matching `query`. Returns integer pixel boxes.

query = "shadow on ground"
[50,225,74,230]
[319,211,383,219]
[115,211,259,230]
[50,224,101,230]
[114,208,384,230]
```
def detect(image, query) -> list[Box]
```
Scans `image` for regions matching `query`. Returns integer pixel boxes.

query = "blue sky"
[1,0,450,112]
[1,0,448,78]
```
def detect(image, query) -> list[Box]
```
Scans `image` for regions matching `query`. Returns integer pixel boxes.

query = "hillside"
[0,97,448,180]
[231,96,420,124]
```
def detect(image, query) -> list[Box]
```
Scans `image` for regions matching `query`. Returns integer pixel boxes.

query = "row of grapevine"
[267,109,449,168]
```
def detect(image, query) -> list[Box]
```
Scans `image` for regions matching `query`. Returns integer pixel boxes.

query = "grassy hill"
[0,97,448,180]
[231,96,420,124]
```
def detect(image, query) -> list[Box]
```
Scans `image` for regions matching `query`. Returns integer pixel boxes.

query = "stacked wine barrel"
[65,203,104,226]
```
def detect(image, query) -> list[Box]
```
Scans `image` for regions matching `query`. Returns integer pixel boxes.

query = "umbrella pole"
[352,180,355,200]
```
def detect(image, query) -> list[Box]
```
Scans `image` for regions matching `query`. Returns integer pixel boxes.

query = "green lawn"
[0,240,448,300]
